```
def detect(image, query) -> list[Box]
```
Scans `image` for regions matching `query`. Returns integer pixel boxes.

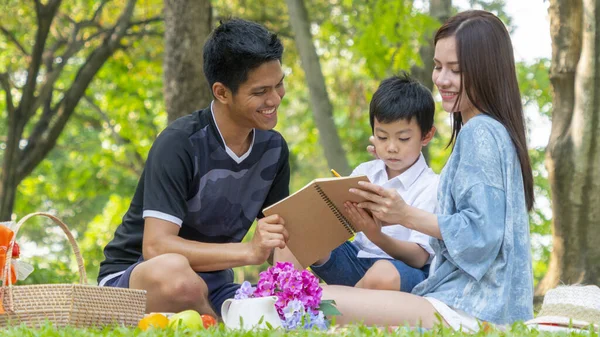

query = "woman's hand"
[367,136,378,159]
[350,181,410,227]
[344,201,384,241]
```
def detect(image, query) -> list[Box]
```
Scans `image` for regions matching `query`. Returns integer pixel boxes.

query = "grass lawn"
[2,323,597,337]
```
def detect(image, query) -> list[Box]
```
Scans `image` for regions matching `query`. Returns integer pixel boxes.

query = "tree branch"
[31,14,117,126]
[127,16,163,27]
[0,73,15,117]
[31,37,87,115]
[92,0,109,21]
[83,96,145,170]
[0,26,29,56]
[19,0,63,124]
[125,31,164,39]
[17,0,138,182]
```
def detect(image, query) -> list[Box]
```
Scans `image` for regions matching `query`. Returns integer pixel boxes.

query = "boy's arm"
[346,202,430,268]
[143,215,288,271]
[368,234,430,268]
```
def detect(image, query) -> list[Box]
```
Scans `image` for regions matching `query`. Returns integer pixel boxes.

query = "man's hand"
[344,202,383,241]
[249,214,288,265]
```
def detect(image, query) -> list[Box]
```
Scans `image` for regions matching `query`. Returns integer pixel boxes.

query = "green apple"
[168,310,204,330]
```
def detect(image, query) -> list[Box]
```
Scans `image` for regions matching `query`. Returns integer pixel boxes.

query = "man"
[98,19,290,317]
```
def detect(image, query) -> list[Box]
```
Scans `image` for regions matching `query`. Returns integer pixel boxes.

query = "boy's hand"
[344,202,383,241]
[350,181,410,226]
[249,214,288,265]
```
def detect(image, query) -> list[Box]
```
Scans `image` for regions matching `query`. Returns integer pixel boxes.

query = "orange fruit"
[138,313,169,331]
[201,314,217,328]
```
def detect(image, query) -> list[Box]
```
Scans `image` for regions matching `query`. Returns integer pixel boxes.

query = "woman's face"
[432,36,478,120]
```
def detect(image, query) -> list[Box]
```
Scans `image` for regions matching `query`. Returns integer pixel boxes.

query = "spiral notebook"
[262,175,370,268]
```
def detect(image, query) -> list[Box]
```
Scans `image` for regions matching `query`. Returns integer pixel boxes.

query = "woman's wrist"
[398,204,416,230]
[403,205,442,239]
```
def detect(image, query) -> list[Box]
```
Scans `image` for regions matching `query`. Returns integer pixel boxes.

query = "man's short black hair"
[203,18,284,95]
[369,72,435,136]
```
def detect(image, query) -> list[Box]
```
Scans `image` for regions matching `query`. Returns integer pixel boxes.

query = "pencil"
[330,169,342,178]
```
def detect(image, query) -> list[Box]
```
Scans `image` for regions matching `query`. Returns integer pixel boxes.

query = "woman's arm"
[349,182,442,239]
[344,202,430,268]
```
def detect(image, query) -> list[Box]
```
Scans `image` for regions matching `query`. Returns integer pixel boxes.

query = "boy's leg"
[127,253,217,315]
[355,259,401,291]
[356,259,429,292]
[309,241,372,286]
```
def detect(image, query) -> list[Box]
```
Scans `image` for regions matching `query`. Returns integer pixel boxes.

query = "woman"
[324,10,534,330]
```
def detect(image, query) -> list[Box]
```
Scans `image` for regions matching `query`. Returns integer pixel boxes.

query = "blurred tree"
[411,0,452,162]
[0,0,161,220]
[285,0,350,175]
[517,58,553,286]
[410,0,452,94]
[164,0,212,122]
[537,0,600,294]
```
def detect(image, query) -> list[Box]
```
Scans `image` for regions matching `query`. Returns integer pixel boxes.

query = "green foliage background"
[0,0,553,288]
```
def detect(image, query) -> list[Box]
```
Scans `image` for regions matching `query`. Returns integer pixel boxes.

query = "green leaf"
[318,301,342,317]
[265,321,274,330]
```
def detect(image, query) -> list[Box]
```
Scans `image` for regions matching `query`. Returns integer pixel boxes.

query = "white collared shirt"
[352,153,439,261]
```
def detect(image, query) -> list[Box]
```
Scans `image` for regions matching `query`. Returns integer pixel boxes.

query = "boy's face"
[373,118,434,179]
[229,60,286,130]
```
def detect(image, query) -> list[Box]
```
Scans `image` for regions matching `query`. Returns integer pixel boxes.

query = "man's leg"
[129,253,217,315]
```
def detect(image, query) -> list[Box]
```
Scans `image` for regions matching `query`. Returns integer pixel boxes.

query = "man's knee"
[133,253,209,305]
[361,260,401,291]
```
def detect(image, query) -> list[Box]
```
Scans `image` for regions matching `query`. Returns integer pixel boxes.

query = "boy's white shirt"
[351,153,439,263]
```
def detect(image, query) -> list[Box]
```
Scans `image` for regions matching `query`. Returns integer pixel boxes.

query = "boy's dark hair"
[369,72,435,137]
[203,19,284,95]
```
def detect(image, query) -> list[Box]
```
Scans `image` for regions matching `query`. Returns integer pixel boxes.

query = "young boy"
[310,73,438,292]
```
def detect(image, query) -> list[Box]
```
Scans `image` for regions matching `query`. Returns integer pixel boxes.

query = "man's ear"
[212,82,231,104]
[421,126,436,146]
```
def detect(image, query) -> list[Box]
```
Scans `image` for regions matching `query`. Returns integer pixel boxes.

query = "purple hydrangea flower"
[304,310,328,330]
[249,262,328,329]
[234,281,255,300]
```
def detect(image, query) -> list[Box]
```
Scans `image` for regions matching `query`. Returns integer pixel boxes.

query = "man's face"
[229,60,286,130]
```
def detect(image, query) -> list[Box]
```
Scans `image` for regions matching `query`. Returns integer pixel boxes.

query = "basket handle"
[2,212,87,287]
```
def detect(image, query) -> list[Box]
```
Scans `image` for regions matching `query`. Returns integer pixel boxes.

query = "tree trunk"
[410,0,452,163]
[164,0,212,123]
[285,0,351,175]
[411,0,451,91]
[538,0,600,294]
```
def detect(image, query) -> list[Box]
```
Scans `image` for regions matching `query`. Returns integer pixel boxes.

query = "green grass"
[1,323,598,337]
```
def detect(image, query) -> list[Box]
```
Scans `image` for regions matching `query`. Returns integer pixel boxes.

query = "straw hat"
[526,285,600,331]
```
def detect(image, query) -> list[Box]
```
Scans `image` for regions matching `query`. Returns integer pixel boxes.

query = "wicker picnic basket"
[0,212,147,328]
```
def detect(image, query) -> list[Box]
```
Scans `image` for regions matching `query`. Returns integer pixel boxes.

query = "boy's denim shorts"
[310,241,429,292]
[102,257,240,317]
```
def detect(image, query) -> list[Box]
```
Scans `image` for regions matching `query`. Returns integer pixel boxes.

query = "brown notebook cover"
[263,175,370,268]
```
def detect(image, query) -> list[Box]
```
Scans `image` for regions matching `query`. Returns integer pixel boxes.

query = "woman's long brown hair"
[435,10,534,211]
